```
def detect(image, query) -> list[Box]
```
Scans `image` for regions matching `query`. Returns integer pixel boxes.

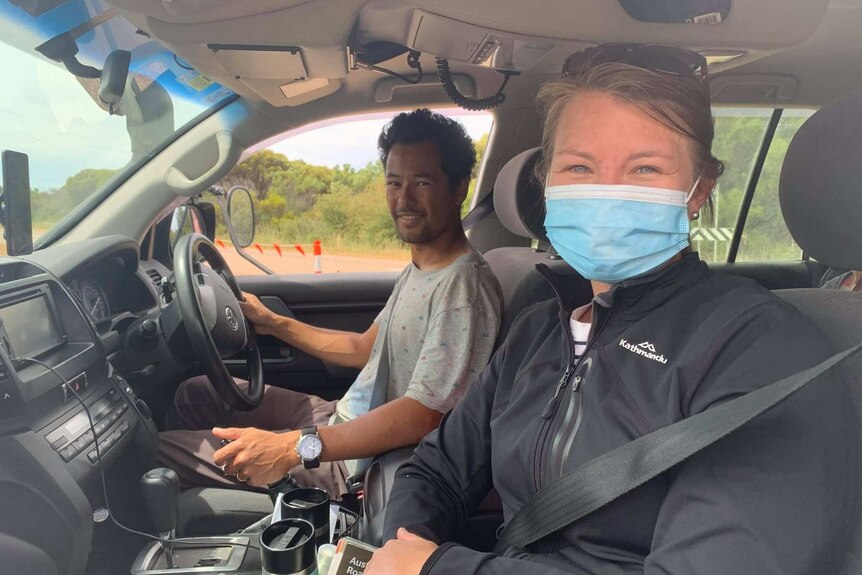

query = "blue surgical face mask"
[544,179,700,284]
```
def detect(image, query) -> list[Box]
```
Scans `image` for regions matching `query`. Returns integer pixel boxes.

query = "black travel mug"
[280,487,330,547]
[260,518,318,575]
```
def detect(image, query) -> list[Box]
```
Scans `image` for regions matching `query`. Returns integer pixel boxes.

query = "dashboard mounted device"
[0,285,66,366]
[0,150,34,256]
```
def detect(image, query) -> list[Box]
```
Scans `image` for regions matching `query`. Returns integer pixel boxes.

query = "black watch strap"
[299,425,320,469]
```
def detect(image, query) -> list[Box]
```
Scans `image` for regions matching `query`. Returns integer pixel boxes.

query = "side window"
[213,110,493,275]
[692,108,772,263]
[735,111,812,262]
[694,108,812,264]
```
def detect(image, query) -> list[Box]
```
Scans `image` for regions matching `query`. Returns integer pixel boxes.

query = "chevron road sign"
[690,227,734,242]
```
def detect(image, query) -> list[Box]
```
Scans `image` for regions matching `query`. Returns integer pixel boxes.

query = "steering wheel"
[172,233,264,411]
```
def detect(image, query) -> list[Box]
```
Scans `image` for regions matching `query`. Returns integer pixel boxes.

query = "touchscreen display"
[0,295,63,360]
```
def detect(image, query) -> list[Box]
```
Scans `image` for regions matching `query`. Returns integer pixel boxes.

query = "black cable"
[353,49,424,85]
[173,54,195,71]
[333,504,360,539]
[20,358,256,550]
[357,60,423,85]
[436,58,517,111]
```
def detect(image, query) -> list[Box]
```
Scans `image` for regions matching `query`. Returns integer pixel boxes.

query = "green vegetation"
[692,114,806,263]
[28,169,117,228]
[212,132,489,258]
[20,116,809,264]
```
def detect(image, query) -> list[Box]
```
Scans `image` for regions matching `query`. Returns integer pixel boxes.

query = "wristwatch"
[295,425,323,469]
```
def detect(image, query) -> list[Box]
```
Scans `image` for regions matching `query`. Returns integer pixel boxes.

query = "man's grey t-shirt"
[333,252,502,425]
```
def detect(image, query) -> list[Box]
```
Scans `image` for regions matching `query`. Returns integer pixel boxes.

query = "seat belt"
[461,191,495,232]
[494,341,862,553]
[344,278,406,488]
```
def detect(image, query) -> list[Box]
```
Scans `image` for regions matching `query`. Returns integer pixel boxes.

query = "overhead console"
[104,0,834,108]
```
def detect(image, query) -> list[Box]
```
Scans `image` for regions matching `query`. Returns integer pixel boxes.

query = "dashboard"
[0,235,167,575]
[63,248,158,328]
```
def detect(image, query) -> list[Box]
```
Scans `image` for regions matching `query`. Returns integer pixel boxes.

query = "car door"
[235,272,397,400]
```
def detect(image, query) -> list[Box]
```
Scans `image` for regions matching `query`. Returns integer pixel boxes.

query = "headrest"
[780,90,862,271]
[492,147,547,242]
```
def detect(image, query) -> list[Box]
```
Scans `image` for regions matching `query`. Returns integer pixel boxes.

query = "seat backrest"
[777,87,862,573]
[482,147,591,336]
[483,148,556,303]
[774,289,862,572]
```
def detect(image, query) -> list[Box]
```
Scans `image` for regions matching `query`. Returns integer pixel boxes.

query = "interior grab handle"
[164,131,232,193]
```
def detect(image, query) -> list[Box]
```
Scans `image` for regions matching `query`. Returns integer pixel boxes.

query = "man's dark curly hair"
[378,109,476,188]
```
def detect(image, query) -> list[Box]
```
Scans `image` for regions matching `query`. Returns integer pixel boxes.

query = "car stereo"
[0,284,66,365]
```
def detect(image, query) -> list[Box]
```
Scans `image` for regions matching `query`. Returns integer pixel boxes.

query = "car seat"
[774,87,862,573]
[481,147,592,340]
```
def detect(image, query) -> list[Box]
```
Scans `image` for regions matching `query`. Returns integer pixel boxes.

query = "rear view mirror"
[618,0,730,24]
[227,186,256,248]
[0,151,34,256]
[99,50,131,115]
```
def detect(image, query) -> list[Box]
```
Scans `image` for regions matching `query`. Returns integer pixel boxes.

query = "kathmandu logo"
[619,339,668,364]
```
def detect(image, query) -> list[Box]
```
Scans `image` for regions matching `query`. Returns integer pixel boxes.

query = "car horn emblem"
[225,306,239,331]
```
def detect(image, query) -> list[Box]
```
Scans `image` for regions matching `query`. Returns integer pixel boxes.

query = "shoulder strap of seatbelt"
[461,191,495,232]
[494,341,862,553]
[348,276,407,484]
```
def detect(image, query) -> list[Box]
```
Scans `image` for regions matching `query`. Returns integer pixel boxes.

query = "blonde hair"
[537,62,725,218]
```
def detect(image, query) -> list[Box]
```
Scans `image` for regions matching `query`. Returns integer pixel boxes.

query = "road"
[0,237,409,275]
[218,245,410,275]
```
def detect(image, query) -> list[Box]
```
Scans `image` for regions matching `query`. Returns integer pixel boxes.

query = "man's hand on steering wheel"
[168,234,264,411]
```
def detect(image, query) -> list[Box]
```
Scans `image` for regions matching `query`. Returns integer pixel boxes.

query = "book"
[326,537,378,575]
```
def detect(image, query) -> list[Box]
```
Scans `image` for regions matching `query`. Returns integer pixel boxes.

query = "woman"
[366,44,856,575]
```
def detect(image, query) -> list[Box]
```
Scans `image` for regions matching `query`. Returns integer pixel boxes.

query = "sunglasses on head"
[563,43,708,81]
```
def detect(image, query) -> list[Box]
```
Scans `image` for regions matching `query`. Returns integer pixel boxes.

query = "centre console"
[0,259,154,484]
[0,258,159,575]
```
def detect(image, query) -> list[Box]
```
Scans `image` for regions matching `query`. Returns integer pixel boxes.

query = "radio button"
[50,436,69,450]
[60,446,76,462]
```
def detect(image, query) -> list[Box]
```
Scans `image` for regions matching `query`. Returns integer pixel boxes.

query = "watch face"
[297,434,322,460]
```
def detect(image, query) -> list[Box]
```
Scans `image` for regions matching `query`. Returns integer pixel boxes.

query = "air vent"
[145,268,162,288]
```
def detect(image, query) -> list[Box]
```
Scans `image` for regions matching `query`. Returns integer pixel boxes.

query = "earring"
[690,212,700,221]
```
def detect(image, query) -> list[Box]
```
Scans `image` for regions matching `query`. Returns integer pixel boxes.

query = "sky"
[0,40,493,190]
[263,112,493,169]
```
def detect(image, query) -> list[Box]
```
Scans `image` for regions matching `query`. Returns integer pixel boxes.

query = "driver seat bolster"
[177,487,272,537]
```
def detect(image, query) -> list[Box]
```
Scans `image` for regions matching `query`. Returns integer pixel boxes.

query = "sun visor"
[207,44,308,81]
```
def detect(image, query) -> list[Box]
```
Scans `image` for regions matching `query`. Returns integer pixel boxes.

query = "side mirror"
[99,50,131,115]
[227,186,255,248]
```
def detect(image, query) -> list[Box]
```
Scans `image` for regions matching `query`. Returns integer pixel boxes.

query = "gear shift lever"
[141,468,180,568]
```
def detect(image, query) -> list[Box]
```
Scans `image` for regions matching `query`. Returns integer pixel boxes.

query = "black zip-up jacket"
[383,254,857,574]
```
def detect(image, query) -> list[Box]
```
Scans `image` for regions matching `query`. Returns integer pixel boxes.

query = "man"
[158,109,503,498]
